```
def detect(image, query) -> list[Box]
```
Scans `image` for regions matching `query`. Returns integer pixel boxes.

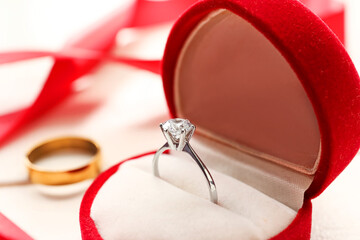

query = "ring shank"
[153,142,218,203]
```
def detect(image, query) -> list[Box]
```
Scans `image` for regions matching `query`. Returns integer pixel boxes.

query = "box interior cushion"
[90,150,297,240]
[174,9,321,175]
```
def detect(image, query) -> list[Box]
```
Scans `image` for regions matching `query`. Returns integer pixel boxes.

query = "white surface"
[92,156,295,240]
[0,0,359,239]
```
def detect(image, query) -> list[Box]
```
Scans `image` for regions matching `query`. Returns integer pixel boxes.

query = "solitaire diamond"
[161,118,194,142]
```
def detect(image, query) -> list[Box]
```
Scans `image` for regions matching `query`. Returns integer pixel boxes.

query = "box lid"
[162,0,360,199]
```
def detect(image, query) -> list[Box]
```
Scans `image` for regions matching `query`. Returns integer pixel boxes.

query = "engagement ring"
[153,118,218,203]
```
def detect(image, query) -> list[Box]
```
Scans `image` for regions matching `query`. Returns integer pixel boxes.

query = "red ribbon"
[0,212,33,240]
[0,0,197,147]
[0,2,197,237]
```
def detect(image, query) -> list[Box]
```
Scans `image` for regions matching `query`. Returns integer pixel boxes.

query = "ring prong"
[163,130,175,149]
[178,129,186,151]
[188,125,195,139]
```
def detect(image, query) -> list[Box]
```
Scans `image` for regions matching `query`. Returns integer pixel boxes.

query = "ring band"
[26,137,101,185]
[153,119,218,203]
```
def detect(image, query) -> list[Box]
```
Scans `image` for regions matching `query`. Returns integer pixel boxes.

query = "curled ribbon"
[0,1,197,237]
[0,0,197,147]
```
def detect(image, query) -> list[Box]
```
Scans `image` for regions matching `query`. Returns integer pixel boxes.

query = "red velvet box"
[80,0,360,239]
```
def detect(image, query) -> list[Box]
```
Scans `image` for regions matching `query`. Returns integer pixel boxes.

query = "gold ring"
[26,137,101,185]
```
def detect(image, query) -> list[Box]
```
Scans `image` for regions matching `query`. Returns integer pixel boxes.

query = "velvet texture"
[162,0,360,199]
[80,152,157,240]
[80,0,360,239]
[80,153,311,240]
[161,0,360,238]
[90,154,299,239]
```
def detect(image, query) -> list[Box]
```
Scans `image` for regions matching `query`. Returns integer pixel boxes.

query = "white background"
[0,0,359,239]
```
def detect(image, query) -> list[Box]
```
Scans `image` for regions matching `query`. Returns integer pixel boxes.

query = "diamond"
[161,118,194,142]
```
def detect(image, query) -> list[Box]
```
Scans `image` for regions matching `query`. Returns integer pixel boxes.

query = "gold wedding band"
[26,137,101,185]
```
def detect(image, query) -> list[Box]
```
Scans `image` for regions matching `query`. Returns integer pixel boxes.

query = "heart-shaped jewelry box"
[80,0,360,239]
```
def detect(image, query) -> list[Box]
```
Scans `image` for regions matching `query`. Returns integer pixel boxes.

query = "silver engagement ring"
[152,118,218,203]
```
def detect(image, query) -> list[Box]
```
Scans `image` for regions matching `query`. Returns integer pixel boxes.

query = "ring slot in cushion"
[91,154,296,240]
